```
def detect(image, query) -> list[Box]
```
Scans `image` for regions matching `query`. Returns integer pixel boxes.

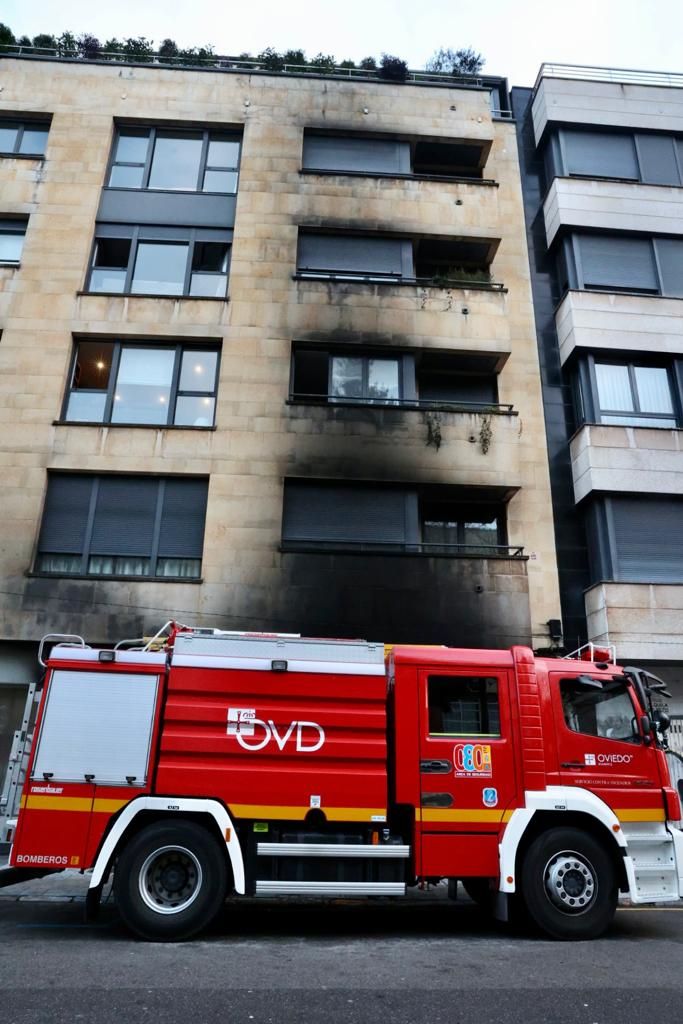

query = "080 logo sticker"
[453,743,493,778]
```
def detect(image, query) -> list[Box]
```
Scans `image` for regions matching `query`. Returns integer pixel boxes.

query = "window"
[281,481,515,556]
[108,126,241,193]
[64,341,219,426]
[560,678,638,743]
[36,474,208,579]
[290,347,501,410]
[420,497,503,554]
[0,120,49,157]
[0,220,27,264]
[428,676,500,736]
[586,496,683,584]
[296,232,497,286]
[563,233,683,297]
[302,131,486,180]
[551,128,683,186]
[593,361,677,427]
[87,226,231,297]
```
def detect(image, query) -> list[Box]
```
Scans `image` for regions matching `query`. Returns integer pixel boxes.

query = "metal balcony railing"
[288,393,515,414]
[294,268,505,290]
[533,62,683,95]
[281,540,525,557]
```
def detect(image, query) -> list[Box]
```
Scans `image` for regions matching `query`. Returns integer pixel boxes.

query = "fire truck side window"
[560,678,639,742]
[427,676,500,737]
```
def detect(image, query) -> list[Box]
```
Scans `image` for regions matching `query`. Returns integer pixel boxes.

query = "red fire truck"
[2,623,682,941]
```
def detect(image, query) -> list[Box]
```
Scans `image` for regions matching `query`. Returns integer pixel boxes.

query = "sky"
[2,0,682,87]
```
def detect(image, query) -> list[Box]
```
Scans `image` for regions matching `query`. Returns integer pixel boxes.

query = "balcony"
[543,178,683,248]
[570,424,683,502]
[532,70,683,145]
[555,289,683,365]
[585,582,683,661]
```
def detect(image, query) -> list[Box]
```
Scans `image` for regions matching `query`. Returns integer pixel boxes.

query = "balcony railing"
[288,392,515,414]
[293,267,506,291]
[281,540,525,557]
[534,62,683,95]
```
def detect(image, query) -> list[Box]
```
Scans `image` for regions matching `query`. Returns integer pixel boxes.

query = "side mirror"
[654,709,671,733]
[640,714,652,738]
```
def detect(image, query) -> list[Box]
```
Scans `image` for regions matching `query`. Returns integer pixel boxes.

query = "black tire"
[461,878,493,909]
[113,820,228,941]
[520,827,617,940]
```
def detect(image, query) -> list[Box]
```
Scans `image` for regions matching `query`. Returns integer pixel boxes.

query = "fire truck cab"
[3,625,682,941]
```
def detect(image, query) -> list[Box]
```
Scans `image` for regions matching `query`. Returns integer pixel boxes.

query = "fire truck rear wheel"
[520,827,617,940]
[114,820,228,941]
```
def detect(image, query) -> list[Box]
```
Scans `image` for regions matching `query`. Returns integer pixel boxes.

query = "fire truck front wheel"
[114,820,228,941]
[520,827,617,940]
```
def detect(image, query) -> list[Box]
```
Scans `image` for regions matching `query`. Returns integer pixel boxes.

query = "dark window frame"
[550,127,683,187]
[61,339,221,428]
[107,125,241,194]
[289,345,508,413]
[86,225,231,298]
[35,474,208,581]
[280,479,522,558]
[0,119,50,158]
[0,219,28,265]
[587,355,680,428]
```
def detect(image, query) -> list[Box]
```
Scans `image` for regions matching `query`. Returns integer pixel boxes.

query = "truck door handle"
[561,762,585,769]
[420,759,452,774]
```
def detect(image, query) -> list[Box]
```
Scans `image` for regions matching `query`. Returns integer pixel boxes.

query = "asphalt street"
[1,879,682,1024]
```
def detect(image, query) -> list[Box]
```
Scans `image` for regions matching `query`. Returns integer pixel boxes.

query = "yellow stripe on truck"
[23,796,129,814]
[616,808,666,823]
[417,808,514,824]
[230,805,387,822]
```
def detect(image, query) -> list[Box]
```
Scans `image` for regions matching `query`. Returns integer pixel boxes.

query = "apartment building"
[0,52,562,808]
[512,65,683,717]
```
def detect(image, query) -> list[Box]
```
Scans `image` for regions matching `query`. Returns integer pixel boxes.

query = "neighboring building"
[0,52,562,821]
[512,64,683,717]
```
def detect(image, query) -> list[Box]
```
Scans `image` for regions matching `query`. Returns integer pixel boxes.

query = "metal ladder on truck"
[0,679,39,846]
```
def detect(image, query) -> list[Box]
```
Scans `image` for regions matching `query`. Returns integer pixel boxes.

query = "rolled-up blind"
[297,233,407,275]
[563,130,638,179]
[303,135,410,174]
[611,497,683,582]
[283,481,410,544]
[578,235,657,291]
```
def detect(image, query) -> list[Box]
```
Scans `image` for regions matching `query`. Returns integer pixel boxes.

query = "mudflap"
[493,891,509,922]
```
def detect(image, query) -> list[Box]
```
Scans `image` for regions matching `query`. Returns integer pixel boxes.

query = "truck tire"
[113,820,228,941]
[520,827,617,940]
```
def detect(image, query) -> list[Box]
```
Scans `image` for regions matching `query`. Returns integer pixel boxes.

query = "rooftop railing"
[533,62,683,95]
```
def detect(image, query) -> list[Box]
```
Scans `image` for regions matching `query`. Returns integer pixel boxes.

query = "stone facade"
[0,57,560,661]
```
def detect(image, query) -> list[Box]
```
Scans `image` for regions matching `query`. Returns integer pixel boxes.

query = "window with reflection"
[428,676,500,737]
[594,361,677,427]
[0,120,49,157]
[108,126,241,193]
[0,220,28,264]
[87,227,230,297]
[64,341,219,427]
[331,355,400,403]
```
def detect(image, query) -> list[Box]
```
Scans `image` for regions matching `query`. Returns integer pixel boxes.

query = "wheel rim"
[138,845,203,915]
[543,849,597,915]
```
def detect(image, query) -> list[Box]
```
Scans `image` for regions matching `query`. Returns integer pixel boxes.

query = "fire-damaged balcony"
[277,480,529,645]
[294,230,502,290]
[289,346,511,413]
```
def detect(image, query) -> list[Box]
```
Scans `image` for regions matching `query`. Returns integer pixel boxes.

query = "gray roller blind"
[578,235,658,291]
[38,475,92,553]
[654,238,683,298]
[158,478,208,557]
[563,130,638,179]
[283,482,410,544]
[90,477,159,556]
[611,497,683,582]
[297,233,407,275]
[636,134,681,185]
[303,135,410,174]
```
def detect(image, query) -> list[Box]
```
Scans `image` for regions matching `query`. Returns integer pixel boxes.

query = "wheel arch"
[88,797,245,897]
[499,788,628,895]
